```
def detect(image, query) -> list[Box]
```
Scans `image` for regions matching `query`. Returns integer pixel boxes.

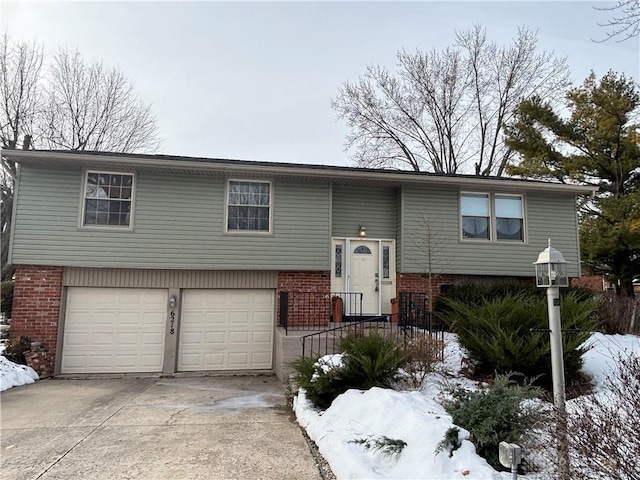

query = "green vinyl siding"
[10,165,330,270]
[332,185,397,239]
[400,187,581,277]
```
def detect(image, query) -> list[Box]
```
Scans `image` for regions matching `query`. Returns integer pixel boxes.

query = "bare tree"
[409,215,453,310]
[1,34,43,281]
[1,35,160,282]
[332,26,570,176]
[38,49,160,152]
[596,0,640,42]
[0,34,43,150]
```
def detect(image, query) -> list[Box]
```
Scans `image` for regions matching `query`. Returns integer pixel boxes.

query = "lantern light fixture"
[533,239,569,288]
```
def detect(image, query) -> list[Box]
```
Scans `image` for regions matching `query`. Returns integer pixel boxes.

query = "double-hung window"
[495,195,524,241]
[460,192,524,242]
[461,193,490,240]
[82,171,134,228]
[227,180,271,233]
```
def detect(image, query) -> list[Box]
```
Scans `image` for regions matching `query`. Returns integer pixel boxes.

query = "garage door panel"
[229,331,249,343]
[252,331,271,343]
[205,332,225,343]
[178,289,274,371]
[62,287,166,374]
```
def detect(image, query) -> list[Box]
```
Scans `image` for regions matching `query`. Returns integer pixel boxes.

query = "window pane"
[496,196,522,219]
[462,217,489,239]
[354,245,372,254]
[83,172,133,227]
[497,218,523,240]
[383,246,390,279]
[227,181,271,231]
[461,194,489,216]
[335,245,342,277]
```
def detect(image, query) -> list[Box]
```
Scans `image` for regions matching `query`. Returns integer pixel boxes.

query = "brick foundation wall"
[396,273,455,309]
[10,265,63,376]
[277,271,331,328]
[396,273,536,309]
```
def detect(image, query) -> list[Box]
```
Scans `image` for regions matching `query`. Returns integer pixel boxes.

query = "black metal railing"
[330,292,363,320]
[300,311,445,360]
[279,291,365,334]
[399,291,446,330]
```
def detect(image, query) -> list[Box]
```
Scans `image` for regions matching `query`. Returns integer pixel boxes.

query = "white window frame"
[495,194,525,242]
[460,192,492,241]
[79,169,136,230]
[459,192,526,243]
[224,179,273,234]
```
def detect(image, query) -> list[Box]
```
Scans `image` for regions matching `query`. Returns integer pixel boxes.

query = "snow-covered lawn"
[294,332,640,480]
[0,356,39,392]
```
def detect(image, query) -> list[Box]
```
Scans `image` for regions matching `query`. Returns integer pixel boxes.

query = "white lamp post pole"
[533,239,570,479]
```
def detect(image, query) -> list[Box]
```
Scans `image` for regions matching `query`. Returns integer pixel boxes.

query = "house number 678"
[169,310,176,334]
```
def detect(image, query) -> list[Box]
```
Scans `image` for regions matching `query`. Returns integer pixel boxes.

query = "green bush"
[339,331,408,389]
[441,292,597,386]
[291,332,408,409]
[443,374,543,470]
[1,280,14,317]
[434,282,594,315]
[291,355,349,409]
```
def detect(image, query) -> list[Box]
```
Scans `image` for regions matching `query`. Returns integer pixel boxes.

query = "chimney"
[22,134,32,150]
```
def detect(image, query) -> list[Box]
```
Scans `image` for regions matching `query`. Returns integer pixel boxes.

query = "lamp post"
[533,239,570,479]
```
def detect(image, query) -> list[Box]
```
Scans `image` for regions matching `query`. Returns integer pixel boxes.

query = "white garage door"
[178,289,274,371]
[62,287,167,374]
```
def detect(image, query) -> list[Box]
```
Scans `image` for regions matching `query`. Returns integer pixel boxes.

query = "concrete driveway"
[1,375,322,480]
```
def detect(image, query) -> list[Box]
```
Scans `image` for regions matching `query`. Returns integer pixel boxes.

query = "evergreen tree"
[506,71,640,295]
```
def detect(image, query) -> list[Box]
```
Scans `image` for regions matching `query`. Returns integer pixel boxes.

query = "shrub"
[1,280,14,318]
[291,355,349,409]
[594,291,640,334]
[339,331,408,390]
[434,282,594,315]
[441,293,597,387]
[442,374,544,471]
[398,335,443,390]
[292,332,408,409]
[569,354,640,479]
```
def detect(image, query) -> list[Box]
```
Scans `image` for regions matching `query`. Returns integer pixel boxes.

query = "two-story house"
[5,150,595,379]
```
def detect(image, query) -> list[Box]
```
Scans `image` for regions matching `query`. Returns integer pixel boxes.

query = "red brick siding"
[571,275,605,291]
[396,273,455,309]
[277,271,331,328]
[10,265,63,376]
[396,273,535,308]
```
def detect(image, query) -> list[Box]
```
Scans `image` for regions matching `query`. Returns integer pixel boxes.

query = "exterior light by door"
[533,239,570,479]
[358,224,367,237]
[169,295,177,308]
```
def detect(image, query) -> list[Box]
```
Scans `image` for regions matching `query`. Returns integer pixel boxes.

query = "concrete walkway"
[1,376,322,480]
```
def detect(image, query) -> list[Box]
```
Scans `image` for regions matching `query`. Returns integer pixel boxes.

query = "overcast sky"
[3,1,638,167]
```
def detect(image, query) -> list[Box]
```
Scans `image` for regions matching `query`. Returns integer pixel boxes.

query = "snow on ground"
[0,356,39,392]
[580,332,640,391]
[294,332,640,480]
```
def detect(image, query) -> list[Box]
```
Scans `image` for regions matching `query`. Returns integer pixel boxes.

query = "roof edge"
[2,149,598,194]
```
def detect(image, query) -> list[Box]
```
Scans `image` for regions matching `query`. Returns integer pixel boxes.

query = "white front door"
[349,240,379,314]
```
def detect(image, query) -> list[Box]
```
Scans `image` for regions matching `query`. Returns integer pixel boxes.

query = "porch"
[274,291,445,381]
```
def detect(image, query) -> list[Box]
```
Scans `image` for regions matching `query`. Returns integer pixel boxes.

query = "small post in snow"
[498,442,522,480]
